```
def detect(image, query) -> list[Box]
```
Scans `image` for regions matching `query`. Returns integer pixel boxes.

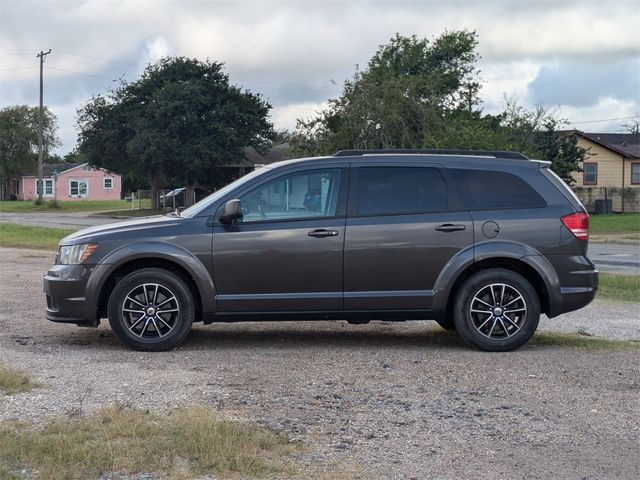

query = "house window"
[583,163,597,185]
[103,178,113,189]
[36,179,54,196]
[69,180,88,197]
[632,163,640,185]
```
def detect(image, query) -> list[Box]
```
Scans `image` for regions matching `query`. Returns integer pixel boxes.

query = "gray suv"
[44,150,598,352]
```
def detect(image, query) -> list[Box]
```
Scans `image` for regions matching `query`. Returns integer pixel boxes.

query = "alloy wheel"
[121,283,180,339]
[469,283,527,340]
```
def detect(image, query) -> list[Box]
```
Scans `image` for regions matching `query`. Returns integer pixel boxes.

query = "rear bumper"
[547,255,599,317]
[43,264,99,326]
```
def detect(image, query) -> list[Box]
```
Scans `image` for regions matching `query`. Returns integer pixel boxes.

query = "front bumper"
[43,264,99,326]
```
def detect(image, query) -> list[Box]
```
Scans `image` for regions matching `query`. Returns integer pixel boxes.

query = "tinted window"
[239,169,341,222]
[449,169,546,210]
[355,167,448,216]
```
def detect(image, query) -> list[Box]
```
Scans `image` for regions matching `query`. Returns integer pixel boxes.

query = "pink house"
[15,163,122,201]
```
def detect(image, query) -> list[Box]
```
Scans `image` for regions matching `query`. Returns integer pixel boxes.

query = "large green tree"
[77,57,274,208]
[291,31,481,155]
[0,105,59,190]
[291,32,586,184]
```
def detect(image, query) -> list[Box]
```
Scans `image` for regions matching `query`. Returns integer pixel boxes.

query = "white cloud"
[271,100,330,131]
[560,97,640,132]
[145,37,171,63]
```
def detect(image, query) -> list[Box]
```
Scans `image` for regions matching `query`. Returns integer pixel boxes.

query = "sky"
[1,0,639,155]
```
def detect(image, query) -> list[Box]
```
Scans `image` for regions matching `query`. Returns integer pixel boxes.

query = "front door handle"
[308,229,339,238]
[435,224,466,232]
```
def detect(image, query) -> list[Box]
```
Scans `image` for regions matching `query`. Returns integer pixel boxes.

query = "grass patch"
[0,223,75,250]
[590,213,640,235]
[598,273,640,303]
[0,199,133,213]
[0,364,40,395]
[0,405,297,479]
[530,332,638,350]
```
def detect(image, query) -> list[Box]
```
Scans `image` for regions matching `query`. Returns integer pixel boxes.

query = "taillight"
[561,212,589,240]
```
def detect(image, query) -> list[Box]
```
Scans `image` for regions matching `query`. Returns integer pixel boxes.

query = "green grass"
[0,364,41,395]
[0,405,296,479]
[598,273,640,303]
[0,199,133,213]
[0,223,74,250]
[590,213,640,235]
[530,331,639,350]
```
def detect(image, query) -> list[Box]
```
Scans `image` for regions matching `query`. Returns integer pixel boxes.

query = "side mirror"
[219,199,243,225]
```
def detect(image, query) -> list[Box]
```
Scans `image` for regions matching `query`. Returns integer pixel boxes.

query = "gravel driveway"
[1,247,638,479]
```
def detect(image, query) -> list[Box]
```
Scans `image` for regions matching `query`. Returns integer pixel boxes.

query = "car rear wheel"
[453,269,540,352]
[107,268,194,351]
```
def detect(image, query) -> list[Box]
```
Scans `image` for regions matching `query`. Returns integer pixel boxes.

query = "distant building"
[571,131,640,189]
[9,163,122,201]
[568,131,640,212]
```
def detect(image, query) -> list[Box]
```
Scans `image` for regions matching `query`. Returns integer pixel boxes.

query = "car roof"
[266,150,542,171]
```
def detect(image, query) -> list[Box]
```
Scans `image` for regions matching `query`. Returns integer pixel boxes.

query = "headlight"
[57,244,97,265]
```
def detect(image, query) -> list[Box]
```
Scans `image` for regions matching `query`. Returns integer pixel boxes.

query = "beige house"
[570,131,640,212]
[571,131,640,188]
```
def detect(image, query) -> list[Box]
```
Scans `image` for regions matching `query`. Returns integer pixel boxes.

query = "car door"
[343,162,474,311]
[212,166,348,312]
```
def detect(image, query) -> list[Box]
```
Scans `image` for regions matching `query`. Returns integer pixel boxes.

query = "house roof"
[42,163,82,177]
[23,163,115,178]
[575,131,640,159]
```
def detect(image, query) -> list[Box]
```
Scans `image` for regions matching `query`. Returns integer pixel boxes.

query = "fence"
[129,189,211,211]
[573,187,640,213]
[128,190,153,210]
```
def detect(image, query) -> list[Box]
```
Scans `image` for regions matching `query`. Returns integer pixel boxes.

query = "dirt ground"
[0,247,639,479]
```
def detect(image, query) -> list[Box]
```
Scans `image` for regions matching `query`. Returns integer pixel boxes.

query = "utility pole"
[36,49,51,203]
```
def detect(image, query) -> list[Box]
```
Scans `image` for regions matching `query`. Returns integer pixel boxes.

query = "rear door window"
[353,167,448,216]
[448,169,546,210]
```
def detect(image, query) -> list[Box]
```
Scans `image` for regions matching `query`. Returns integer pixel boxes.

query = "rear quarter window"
[449,168,546,210]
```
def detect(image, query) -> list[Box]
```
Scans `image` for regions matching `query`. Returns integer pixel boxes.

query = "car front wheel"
[453,269,540,352]
[107,268,194,351]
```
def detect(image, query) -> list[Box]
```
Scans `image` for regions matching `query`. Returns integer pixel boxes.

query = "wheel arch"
[85,242,216,321]
[433,241,561,320]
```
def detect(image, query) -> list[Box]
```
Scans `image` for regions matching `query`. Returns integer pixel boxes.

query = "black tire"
[107,268,195,351]
[453,269,540,352]
[436,318,456,331]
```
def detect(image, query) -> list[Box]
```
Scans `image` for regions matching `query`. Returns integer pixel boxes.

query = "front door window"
[239,169,341,222]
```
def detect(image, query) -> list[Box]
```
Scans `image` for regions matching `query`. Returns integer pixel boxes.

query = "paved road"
[0,211,130,229]
[1,211,638,274]
[589,243,640,276]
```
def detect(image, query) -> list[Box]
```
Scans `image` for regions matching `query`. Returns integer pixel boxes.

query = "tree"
[622,120,639,135]
[291,31,481,156]
[77,57,274,208]
[0,105,59,193]
[291,32,586,184]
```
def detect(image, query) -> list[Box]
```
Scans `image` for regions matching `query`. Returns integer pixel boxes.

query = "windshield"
[181,167,270,218]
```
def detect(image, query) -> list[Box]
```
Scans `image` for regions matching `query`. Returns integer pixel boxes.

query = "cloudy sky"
[1,0,639,155]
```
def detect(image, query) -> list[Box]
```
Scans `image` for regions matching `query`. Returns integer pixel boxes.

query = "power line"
[55,49,139,68]
[0,66,38,71]
[47,66,120,81]
[568,115,640,125]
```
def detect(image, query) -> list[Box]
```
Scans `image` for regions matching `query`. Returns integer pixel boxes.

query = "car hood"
[60,215,184,245]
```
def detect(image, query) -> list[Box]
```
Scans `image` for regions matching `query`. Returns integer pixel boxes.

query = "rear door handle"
[308,229,339,238]
[435,224,466,232]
